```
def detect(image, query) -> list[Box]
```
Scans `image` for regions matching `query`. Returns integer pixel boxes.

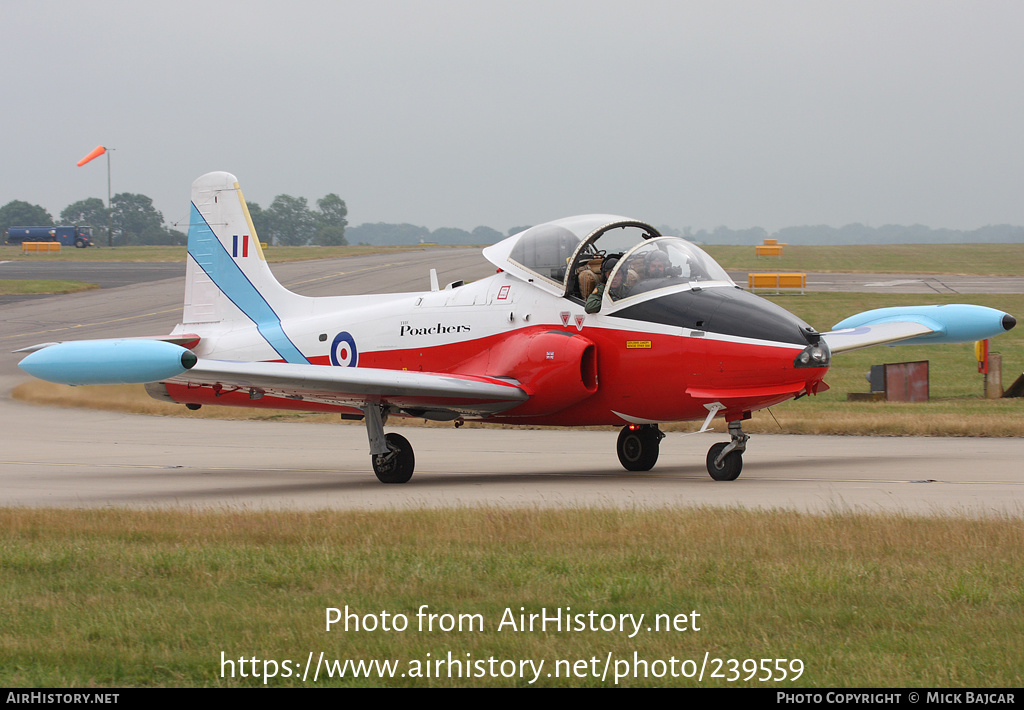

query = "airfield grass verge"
[1,507,1021,687]
[705,243,1024,275]
[0,279,100,295]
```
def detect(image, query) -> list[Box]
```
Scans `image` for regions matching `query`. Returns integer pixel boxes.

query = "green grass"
[2,507,1021,687]
[704,243,1024,275]
[0,279,100,295]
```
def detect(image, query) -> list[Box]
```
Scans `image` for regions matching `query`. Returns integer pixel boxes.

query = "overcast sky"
[4,1,1024,234]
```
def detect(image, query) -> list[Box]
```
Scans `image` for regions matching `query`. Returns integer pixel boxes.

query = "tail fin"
[184,171,309,363]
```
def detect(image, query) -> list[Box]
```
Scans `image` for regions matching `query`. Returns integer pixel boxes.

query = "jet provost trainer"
[16,171,1016,484]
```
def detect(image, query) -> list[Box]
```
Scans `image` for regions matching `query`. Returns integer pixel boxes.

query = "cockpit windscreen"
[606,238,735,302]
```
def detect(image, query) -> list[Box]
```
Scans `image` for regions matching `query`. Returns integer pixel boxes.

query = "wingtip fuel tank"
[17,339,197,386]
[832,304,1015,345]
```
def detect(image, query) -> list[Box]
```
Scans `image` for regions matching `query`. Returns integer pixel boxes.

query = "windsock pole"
[76,145,114,246]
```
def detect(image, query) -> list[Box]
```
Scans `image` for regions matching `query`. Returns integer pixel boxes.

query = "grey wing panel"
[173,360,528,415]
[821,321,935,354]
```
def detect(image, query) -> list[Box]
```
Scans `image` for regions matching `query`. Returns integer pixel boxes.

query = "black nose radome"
[1004,314,1016,332]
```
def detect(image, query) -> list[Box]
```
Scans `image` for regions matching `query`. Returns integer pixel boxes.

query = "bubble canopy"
[482,215,734,300]
[604,237,735,303]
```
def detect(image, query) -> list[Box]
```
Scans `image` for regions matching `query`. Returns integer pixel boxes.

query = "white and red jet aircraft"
[17,172,1016,483]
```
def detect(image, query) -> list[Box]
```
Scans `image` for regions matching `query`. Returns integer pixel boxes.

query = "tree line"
[0,192,350,247]
[0,195,186,246]
[246,194,349,246]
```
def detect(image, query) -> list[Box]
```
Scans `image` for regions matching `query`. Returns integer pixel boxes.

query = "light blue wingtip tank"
[17,339,198,386]
[832,304,1016,345]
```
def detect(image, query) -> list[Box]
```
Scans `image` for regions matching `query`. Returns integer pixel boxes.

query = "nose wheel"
[617,424,664,471]
[706,420,748,481]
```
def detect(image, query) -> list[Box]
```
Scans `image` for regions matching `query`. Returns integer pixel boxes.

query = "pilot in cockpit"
[643,250,672,281]
[585,257,617,313]
[585,256,639,313]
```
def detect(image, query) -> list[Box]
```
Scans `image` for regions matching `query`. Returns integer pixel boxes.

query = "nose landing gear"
[706,420,748,481]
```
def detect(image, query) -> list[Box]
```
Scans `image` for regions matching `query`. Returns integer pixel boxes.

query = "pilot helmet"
[645,250,671,269]
[601,256,620,276]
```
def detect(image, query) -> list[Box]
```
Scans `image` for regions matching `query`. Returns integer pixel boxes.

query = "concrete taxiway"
[2,394,1022,516]
[2,249,1021,516]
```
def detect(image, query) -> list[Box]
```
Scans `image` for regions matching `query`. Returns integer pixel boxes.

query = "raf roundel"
[330,331,358,367]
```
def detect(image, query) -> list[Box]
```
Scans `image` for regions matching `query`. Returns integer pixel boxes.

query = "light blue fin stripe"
[188,203,309,364]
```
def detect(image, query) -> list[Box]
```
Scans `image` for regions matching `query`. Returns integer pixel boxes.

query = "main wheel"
[706,442,742,481]
[372,433,415,484]
[617,425,660,471]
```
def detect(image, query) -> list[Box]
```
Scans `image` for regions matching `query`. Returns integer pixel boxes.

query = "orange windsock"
[77,145,106,167]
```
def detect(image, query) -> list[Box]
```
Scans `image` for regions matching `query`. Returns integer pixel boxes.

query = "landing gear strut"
[362,404,416,484]
[706,420,748,481]
[617,424,664,471]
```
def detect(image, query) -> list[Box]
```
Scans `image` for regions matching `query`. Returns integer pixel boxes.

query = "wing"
[821,321,935,354]
[174,358,527,417]
[822,304,1015,354]
[15,338,527,418]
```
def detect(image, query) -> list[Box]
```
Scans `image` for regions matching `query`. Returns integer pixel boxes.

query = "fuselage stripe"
[187,202,309,364]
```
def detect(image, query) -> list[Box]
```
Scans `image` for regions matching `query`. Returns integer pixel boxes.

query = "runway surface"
[3,249,1022,517]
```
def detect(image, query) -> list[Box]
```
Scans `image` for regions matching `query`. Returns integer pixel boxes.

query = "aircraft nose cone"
[1003,314,1016,332]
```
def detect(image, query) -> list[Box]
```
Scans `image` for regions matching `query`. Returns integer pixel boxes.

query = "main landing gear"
[616,424,664,471]
[372,433,415,484]
[362,405,416,484]
[706,420,748,481]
